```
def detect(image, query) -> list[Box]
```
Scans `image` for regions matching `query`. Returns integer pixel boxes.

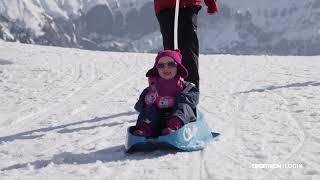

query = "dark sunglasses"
[156,61,178,69]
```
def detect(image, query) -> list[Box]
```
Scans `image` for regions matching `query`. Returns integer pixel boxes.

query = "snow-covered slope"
[0,0,157,51]
[1,0,320,55]
[0,41,320,179]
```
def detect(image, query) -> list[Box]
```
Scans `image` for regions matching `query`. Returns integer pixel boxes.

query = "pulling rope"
[174,0,180,49]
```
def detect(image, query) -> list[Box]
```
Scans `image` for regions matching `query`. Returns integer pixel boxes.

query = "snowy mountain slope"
[0,0,156,51]
[1,0,320,55]
[199,0,320,55]
[1,41,320,179]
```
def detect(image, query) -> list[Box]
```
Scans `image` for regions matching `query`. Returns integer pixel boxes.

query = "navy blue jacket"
[134,82,199,124]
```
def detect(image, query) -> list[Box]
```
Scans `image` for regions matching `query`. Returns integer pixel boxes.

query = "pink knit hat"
[146,49,188,78]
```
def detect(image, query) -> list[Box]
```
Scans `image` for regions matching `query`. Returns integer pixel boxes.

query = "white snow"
[0,41,319,179]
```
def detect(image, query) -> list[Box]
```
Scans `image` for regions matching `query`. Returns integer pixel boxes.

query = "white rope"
[174,0,180,49]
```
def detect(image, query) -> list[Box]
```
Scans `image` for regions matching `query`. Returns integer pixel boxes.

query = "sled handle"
[174,0,180,49]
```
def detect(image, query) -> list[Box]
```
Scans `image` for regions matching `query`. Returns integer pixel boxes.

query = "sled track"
[183,56,269,180]
[249,58,311,180]
[4,52,99,129]
[41,56,143,163]
[218,56,270,178]
[8,55,139,134]
[0,52,143,171]
[232,57,304,180]
[199,57,309,180]
[260,59,310,180]
[1,51,80,127]
[260,91,307,180]
[8,62,95,128]
[185,56,222,180]
[198,56,270,179]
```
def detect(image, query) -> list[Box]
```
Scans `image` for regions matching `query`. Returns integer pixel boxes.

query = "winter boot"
[161,116,183,135]
[133,122,153,137]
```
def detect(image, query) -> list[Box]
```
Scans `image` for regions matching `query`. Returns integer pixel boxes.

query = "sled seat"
[125,111,220,153]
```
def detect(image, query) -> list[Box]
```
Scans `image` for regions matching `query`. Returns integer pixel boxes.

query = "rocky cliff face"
[1,0,320,55]
[201,1,320,55]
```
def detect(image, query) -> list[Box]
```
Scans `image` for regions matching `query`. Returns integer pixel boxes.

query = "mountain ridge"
[1,0,320,55]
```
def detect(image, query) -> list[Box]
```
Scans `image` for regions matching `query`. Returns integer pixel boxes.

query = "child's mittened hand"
[144,87,158,106]
[156,96,176,109]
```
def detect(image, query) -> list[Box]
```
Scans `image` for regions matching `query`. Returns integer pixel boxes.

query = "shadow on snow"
[0,111,137,143]
[0,111,168,171]
[239,81,320,94]
[1,145,176,171]
[0,59,13,65]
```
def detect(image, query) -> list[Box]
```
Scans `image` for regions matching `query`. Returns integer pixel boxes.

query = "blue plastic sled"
[125,112,220,153]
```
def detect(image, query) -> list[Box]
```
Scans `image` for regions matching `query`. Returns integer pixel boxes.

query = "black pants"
[157,6,201,89]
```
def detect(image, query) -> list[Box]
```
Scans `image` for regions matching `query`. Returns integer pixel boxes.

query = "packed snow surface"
[0,41,319,179]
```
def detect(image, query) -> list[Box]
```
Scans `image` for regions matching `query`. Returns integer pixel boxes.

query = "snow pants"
[135,105,165,136]
[156,6,201,89]
[136,104,196,137]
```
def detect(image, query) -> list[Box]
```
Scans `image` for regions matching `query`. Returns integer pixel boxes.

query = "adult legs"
[156,6,201,89]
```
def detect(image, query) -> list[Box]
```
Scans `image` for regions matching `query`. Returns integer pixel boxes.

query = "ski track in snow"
[199,55,271,179]
[0,41,319,180]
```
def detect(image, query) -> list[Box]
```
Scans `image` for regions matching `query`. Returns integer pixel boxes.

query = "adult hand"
[205,0,219,15]
[207,7,218,15]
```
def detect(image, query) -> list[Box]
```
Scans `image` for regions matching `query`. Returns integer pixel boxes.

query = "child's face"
[156,56,178,80]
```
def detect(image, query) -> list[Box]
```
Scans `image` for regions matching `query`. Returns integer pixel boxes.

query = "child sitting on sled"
[133,49,199,137]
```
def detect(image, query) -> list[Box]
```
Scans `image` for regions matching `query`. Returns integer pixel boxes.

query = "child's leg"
[161,104,197,135]
[161,116,184,135]
[135,104,161,136]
